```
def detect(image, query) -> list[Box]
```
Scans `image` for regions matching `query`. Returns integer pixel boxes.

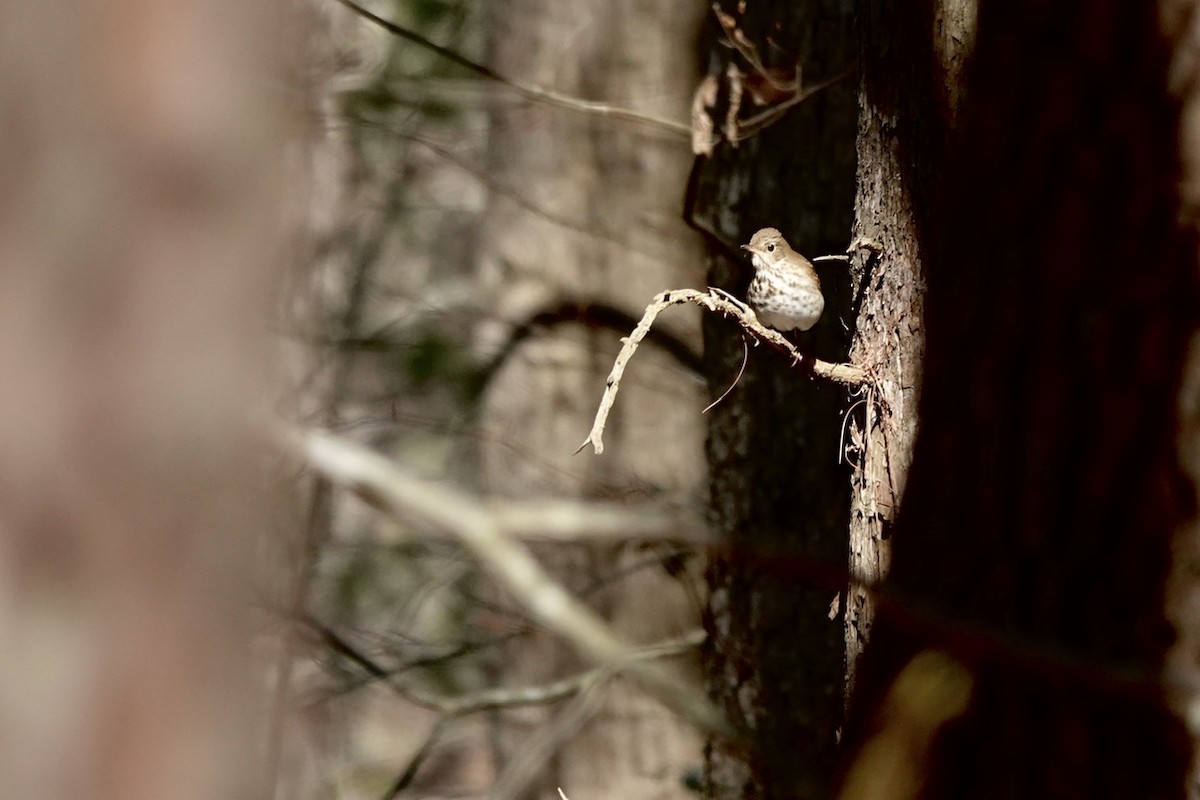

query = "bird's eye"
[766,243,775,252]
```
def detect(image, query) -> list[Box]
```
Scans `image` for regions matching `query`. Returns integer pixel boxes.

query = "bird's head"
[741,227,788,268]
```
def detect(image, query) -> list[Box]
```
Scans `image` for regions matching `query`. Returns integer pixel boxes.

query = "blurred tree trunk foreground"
[699,1,1198,798]
[0,3,291,800]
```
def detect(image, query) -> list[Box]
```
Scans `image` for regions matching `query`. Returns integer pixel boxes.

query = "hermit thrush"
[741,227,824,332]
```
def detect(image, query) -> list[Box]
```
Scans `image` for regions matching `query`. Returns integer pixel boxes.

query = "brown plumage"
[741,227,824,332]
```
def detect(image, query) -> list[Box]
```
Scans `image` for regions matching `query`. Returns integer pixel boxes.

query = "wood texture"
[842,1,1196,796]
[693,2,859,797]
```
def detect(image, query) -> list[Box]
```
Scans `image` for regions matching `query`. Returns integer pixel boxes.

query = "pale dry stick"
[373,495,710,544]
[578,288,869,455]
[486,497,709,543]
[278,426,731,738]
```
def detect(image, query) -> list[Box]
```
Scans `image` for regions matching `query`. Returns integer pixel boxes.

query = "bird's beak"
[740,244,751,253]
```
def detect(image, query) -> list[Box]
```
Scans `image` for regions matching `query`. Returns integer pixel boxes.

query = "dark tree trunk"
[693,2,859,798]
[841,1,1196,797]
[844,0,952,695]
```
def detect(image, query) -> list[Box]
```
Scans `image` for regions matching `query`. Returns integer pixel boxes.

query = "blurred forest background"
[5,2,1200,800]
[282,1,711,797]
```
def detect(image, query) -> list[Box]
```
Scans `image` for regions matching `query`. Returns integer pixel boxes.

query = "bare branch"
[708,4,853,143]
[488,672,609,800]
[485,498,709,542]
[412,629,706,716]
[276,425,731,737]
[730,69,854,142]
[320,612,703,718]
[362,125,674,261]
[380,716,449,800]
[333,0,691,139]
[578,288,870,455]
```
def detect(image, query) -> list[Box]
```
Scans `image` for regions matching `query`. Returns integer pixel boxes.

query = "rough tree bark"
[693,2,859,798]
[841,1,1196,797]
[843,0,971,698]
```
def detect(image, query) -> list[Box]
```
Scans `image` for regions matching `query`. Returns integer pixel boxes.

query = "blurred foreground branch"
[277,425,731,738]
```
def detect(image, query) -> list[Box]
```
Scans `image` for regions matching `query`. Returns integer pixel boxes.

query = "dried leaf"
[691,73,720,156]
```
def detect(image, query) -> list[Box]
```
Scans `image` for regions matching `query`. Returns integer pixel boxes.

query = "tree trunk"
[0,3,291,799]
[694,2,859,798]
[845,0,977,700]
[841,1,1195,797]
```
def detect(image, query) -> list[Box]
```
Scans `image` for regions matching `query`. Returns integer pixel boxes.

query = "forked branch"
[578,288,869,455]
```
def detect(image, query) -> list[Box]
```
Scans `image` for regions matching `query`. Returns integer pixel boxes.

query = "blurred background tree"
[278,1,711,798]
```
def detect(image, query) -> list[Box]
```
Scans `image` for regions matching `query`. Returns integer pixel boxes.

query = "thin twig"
[578,288,869,455]
[839,397,869,467]
[731,69,855,142]
[333,0,691,138]
[381,716,449,800]
[319,616,705,717]
[315,549,702,700]
[703,337,748,414]
[488,671,610,800]
[432,629,706,715]
[276,425,731,738]
[363,125,672,262]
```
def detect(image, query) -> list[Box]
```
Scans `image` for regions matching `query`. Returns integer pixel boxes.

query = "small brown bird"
[741,227,824,332]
